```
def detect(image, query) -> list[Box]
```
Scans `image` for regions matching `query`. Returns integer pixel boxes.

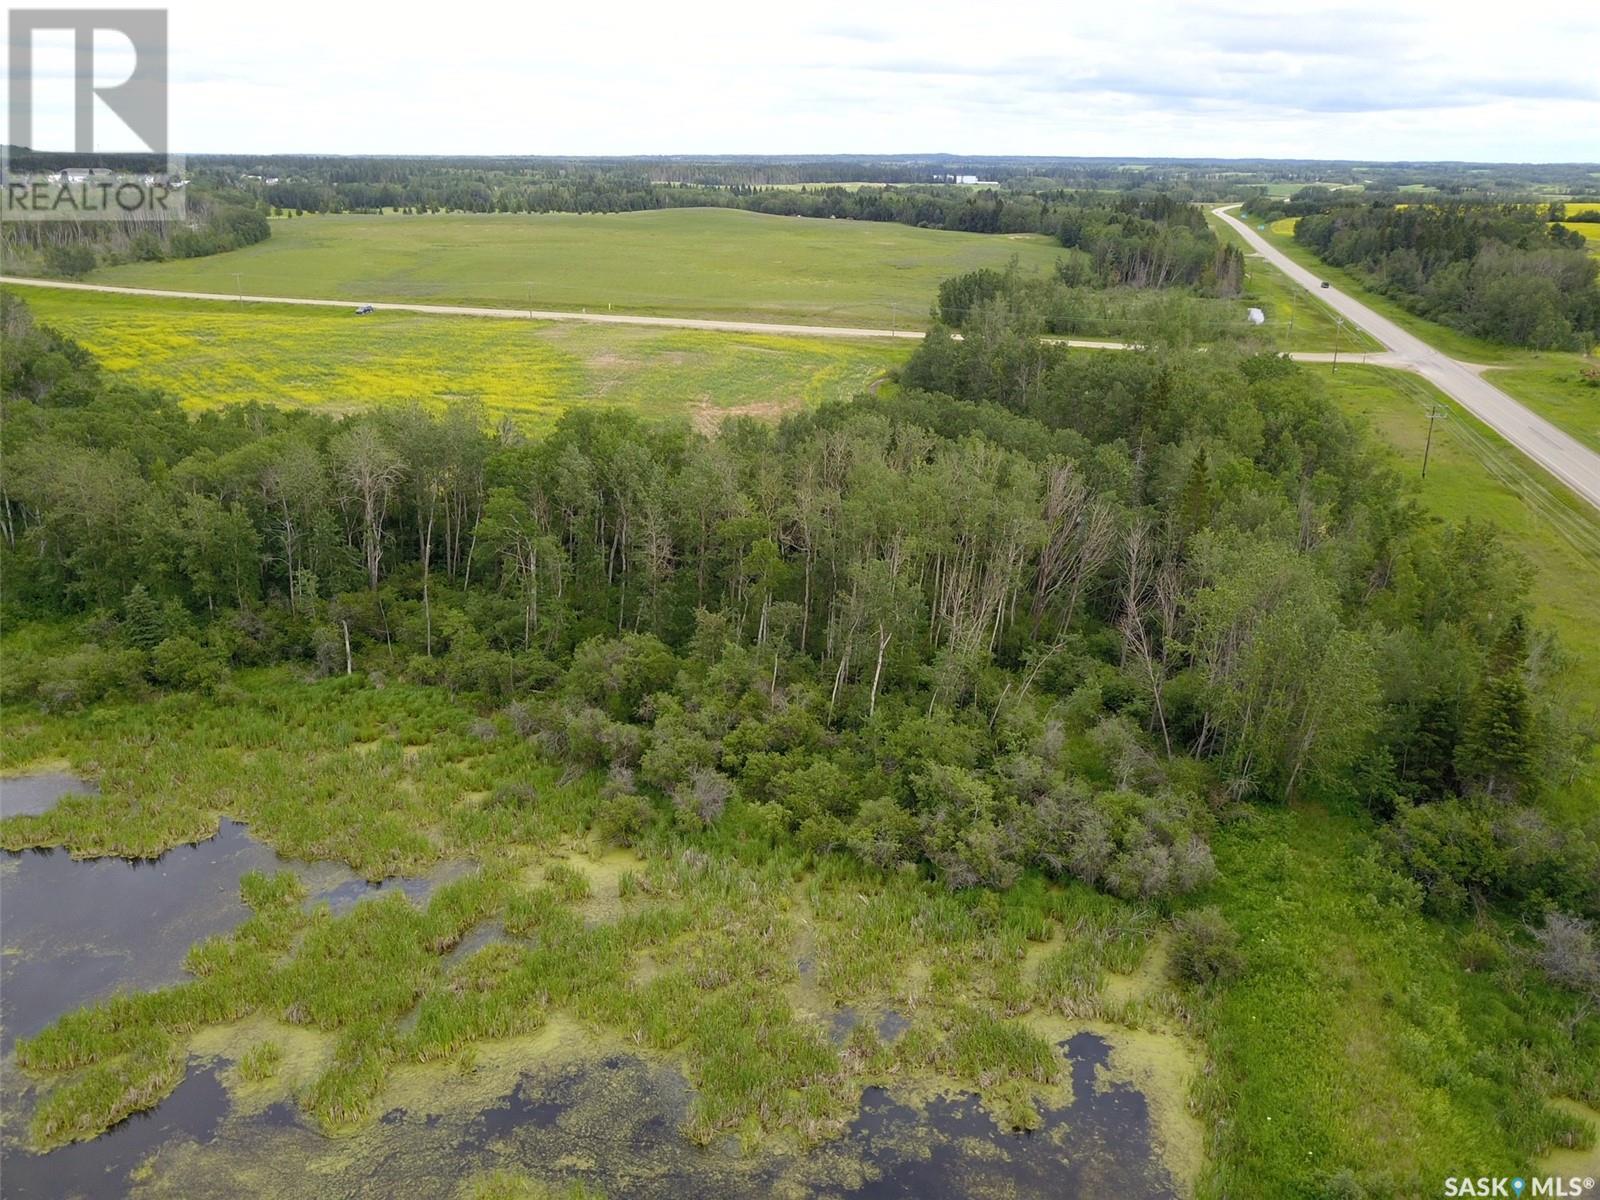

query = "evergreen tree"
[1456,616,1535,799]
[1396,695,1461,801]
[1177,448,1213,539]
[121,584,165,651]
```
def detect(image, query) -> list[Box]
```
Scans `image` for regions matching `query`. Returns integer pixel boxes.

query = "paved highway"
[1214,205,1600,511]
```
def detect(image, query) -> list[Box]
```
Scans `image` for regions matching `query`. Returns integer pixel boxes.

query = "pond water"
[2,1063,232,1200]
[0,770,99,818]
[1,778,456,1053]
[1,773,1191,1199]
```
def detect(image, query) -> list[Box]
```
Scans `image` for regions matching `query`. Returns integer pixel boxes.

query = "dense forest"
[2,287,1595,919]
[1244,194,1600,350]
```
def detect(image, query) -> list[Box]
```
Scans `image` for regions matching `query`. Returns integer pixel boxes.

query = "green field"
[85,208,1064,328]
[1558,221,1600,251]
[8,288,909,430]
[1255,181,1364,199]
[1480,361,1600,455]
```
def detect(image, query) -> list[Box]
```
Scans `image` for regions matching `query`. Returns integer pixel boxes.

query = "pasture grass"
[1196,805,1597,1199]
[1558,221,1600,249]
[1255,181,1364,199]
[6,289,908,430]
[1482,360,1600,455]
[83,207,1065,328]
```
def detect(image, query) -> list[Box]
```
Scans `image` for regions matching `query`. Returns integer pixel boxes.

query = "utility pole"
[526,283,533,320]
[1287,291,1298,344]
[1332,316,1344,372]
[232,272,243,303]
[1421,404,1447,478]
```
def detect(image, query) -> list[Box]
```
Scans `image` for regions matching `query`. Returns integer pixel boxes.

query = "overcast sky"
[11,0,1600,161]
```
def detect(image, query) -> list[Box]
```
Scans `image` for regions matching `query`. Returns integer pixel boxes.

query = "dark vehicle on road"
[355,304,375,314]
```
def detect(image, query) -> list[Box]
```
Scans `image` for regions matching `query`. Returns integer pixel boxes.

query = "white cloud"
[10,0,1599,159]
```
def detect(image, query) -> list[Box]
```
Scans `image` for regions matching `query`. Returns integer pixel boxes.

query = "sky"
[8,0,1600,161]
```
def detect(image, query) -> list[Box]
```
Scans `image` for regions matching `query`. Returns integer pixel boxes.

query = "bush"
[504,701,538,738]
[1321,1170,1368,1200]
[1458,927,1507,974]
[1027,785,1213,902]
[1169,907,1245,988]
[1382,799,1502,917]
[43,243,97,279]
[1384,798,1600,918]
[18,645,148,711]
[593,786,656,849]
[1531,912,1600,995]
[148,636,227,692]
[673,767,733,827]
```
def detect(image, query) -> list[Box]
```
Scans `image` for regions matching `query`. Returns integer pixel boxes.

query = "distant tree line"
[1246,193,1600,350]
[255,172,1229,240]
[1549,203,1600,223]
[191,151,1600,204]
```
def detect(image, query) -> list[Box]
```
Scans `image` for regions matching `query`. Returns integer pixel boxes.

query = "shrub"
[148,636,227,692]
[504,701,538,739]
[19,645,147,711]
[1384,798,1600,918]
[1458,927,1507,974]
[666,768,729,829]
[43,243,97,279]
[1382,799,1503,917]
[1169,907,1245,988]
[594,790,656,848]
[1531,912,1600,995]
[1321,1170,1368,1200]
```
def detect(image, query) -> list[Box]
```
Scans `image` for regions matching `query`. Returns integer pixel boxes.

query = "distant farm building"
[50,167,113,184]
